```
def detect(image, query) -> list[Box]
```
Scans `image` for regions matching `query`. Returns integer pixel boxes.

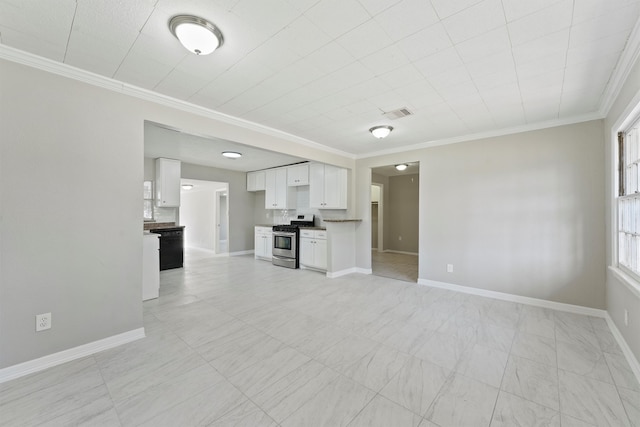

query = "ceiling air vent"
[383,107,413,120]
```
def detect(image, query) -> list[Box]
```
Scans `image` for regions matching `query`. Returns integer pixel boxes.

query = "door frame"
[371,183,384,252]
[215,187,229,254]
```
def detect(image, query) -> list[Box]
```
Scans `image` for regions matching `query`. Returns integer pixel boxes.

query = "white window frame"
[143,180,154,221]
[617,122,640,279]
[612,94,640,295]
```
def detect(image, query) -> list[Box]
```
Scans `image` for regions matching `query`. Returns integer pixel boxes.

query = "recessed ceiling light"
[169,15,224,55]
[395,164,408,171]
[369,125,393,139]
[181,184,194,190]
[222,151,242,159]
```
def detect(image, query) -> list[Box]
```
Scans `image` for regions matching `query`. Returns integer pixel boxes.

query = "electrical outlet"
[447,264,454,273]
[36,313,51,332]
[624,309,629,326]
[398,235,402,241]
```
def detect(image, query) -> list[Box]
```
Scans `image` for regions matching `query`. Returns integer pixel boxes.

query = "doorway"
[179,179,229,256]
[371,164,419,282]
[215,189,228,253]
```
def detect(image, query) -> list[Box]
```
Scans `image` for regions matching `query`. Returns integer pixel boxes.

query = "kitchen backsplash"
[153,206,177,223]
[260,187,347,226]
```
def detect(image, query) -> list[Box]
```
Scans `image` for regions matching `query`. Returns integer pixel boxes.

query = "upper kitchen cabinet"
[155,158,181,207]
[309,163,347,209]
[247,170,266,191]
[287,163,309,186]
[265,167,295,209]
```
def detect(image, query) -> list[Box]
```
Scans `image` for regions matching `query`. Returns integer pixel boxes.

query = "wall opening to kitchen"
[179,178,229,256]
[371,163,420,283]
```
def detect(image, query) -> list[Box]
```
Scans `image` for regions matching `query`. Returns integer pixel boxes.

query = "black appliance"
[272,214,314,269]
[150,226,184,270]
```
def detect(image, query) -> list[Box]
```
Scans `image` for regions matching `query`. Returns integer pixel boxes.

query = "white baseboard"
[0,328,145,384]
[326,267,371,278]
[383,250,418,256]
[327,268,359,278]
[417,278,607,318]
[605,313,640,385]
[230,250,254,256]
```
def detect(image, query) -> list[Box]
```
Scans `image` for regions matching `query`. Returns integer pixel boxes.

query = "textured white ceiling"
[1,0,639,158]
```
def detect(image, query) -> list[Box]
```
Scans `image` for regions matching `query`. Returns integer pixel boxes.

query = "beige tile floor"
[1,248,639,426]
[371,250,418,283]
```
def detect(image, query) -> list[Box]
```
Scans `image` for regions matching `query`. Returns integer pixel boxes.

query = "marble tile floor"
[1,248,639,427]
[371,250,418,283]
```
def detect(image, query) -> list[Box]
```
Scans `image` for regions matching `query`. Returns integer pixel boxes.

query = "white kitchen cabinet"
[254,226,273,260]
[309,163,347,209]
[155,158,181,207]
[287,163,309,186]
[299,229,327,271]
[247,170,266,191]
[265,167,295,209]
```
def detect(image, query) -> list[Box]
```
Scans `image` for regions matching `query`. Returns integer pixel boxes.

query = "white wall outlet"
[398,235,402,241]
[36,312,51,332]
[447,264,454,273]
[624,309,629,326]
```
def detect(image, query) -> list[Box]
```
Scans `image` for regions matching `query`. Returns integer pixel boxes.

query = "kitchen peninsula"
[324,219,363,278]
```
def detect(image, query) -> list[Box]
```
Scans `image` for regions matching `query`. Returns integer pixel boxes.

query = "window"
[143,181,154,221]
[618,120,640,277]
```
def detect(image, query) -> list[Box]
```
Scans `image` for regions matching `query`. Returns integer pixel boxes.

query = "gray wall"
[388,173,419,253]
[357,120,606,309]
[0,60,143,368]
[604,50,640,362]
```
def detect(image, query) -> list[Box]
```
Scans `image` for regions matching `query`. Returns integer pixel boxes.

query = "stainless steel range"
[272,214,314,269]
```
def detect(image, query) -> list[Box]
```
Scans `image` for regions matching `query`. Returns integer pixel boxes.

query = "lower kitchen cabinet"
[299,229,327,271]
[255,226,273,260]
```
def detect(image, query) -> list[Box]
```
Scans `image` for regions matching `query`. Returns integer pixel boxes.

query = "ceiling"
[2,0,640,158]
[373,163,420,177]
[145,121,305,171]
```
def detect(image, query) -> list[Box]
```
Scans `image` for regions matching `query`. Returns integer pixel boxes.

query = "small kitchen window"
[143,181,154,221]
[617,119,640,278]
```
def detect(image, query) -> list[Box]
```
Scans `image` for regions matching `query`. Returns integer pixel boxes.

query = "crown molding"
[599,16,640,117]
[2,41,633,163]
[0,45,355,160]
[356,111,604,159]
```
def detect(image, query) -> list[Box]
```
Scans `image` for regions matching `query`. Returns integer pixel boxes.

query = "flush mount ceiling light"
[222,151,242,159]
[169,15,224,55]
[395,164,408,171]
[369,125,393,139]
[181,184,194,190]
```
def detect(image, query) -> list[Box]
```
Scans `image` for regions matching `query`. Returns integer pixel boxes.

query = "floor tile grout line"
[92,355,125,427]
[487,313,520,426]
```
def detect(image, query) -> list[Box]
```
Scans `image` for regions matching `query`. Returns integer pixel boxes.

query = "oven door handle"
[273,231,297,237]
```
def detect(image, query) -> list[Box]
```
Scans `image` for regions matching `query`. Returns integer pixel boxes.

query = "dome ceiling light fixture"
[222,151,242,159]
[181,184,194,190]
[395,164,408,171]
[369,125,393,139]
[169,15,224,55]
